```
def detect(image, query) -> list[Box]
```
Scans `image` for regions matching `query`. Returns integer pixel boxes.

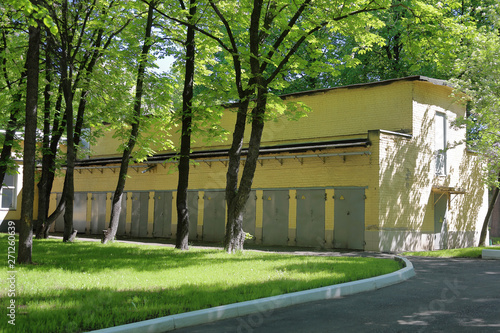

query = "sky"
[154,56,175,73]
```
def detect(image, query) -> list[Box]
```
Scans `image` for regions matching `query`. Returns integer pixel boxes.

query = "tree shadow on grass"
[0,235,403,333]
[18,238,285,273]
[7,269,396,333]
[1,235,381,274]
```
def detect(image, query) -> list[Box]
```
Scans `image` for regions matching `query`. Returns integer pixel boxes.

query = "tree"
[0,4,28,189]
[18,15,41,265]
[102,1,156,244]
[451,27,500,246]
[158,0,410,252]
[276,0,485,93]
[36,0,134,239]
[212,0,408,252]
[174,0,197,250]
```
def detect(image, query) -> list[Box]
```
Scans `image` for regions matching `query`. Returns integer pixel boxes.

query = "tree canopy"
[1,0,499,256]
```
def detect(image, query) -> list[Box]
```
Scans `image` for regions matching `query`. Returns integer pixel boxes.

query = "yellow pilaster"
[325,188,335,248]
[125,192,133,235]
[49,193,58,233]
[255,190,263,243]
[288,189,297,246]
[86,193,92,234]
[198,191,204,237]
[148,191,155,237]
[105,193,112,224]
[171,191,177,237]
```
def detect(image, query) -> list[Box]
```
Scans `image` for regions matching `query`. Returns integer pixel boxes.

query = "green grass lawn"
[402,246,499,258]
[1,234,401,333]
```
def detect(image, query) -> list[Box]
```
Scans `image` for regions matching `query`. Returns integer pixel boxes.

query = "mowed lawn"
[402,246,499,258]
[1,234,402,333]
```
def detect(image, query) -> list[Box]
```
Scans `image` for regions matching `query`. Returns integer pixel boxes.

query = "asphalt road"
[171,257,500,333]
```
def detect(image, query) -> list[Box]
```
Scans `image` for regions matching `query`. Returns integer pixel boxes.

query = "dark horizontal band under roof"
[75,138,370,167]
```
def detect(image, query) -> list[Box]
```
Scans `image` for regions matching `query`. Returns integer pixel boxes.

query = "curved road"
[171,257,500,333]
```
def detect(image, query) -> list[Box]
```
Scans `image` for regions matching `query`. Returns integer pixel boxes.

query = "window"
[1,173,17,209]
[435,112,447,176]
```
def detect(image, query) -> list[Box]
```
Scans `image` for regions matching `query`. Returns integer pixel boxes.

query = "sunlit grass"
[1,234,401,332]
[402,246,499,258]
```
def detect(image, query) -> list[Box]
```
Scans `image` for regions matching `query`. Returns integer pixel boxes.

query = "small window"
[435,112,447,176]
[1,173,17,210]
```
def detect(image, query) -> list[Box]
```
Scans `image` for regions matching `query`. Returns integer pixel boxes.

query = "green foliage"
[2,0,57,33]
[0,234,401,333]
[451,27,500,187]
[275,0,493,92]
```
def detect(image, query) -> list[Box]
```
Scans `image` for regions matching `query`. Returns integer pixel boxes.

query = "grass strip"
[402,246,499,258]
[1,234,401,332]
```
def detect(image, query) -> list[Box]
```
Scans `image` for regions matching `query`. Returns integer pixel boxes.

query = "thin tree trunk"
[35,87,66,238]
[224,100,250,251]
[176,0,197,250]
[224,89,267,253]
[478,172,500,246]
[62,87,75,241]
[18,23,40,264]
[60,0,76,242]
[102,1,155,244]
[35,39,53,237]
[36,17,106,238]
[224,0,266,253]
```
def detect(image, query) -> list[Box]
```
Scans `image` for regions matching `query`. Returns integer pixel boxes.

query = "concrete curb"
[90,256,415,333]
[482,249,500,259]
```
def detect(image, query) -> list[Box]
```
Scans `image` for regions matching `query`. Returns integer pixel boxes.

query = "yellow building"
[1,76,488,251]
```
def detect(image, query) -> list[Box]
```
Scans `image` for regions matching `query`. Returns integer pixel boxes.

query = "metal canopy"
[71,138,371,169]
[432,186,466,206]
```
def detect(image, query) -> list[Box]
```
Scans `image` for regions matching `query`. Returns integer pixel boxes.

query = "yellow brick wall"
[378,130,433,232]
[44,79,487,251]
[90,81,415,157]
[377,81,487,238]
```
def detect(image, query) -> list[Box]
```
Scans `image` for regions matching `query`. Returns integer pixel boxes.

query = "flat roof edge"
[278,76,452,100]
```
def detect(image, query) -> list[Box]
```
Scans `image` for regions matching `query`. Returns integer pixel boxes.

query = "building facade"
[1,76,488,251]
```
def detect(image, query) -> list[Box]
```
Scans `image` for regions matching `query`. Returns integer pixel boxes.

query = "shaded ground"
[51,233,394,258]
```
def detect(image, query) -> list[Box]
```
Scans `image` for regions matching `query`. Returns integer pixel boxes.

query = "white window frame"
[435,112,447,176]
[1,173,17,210]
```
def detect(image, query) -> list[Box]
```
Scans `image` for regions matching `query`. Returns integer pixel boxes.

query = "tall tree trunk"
[224,100,250,250]
[35,85,65,238]
[478,172,500,246]
[102,1,155,244]
[35,39,54,237]
[60,0,76,242]
[224,0,266,253]
[62,82,75,242]
[18,23,40,265]
[176,0,197,250]
[36,18,107,238]
[224,89,267,253]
